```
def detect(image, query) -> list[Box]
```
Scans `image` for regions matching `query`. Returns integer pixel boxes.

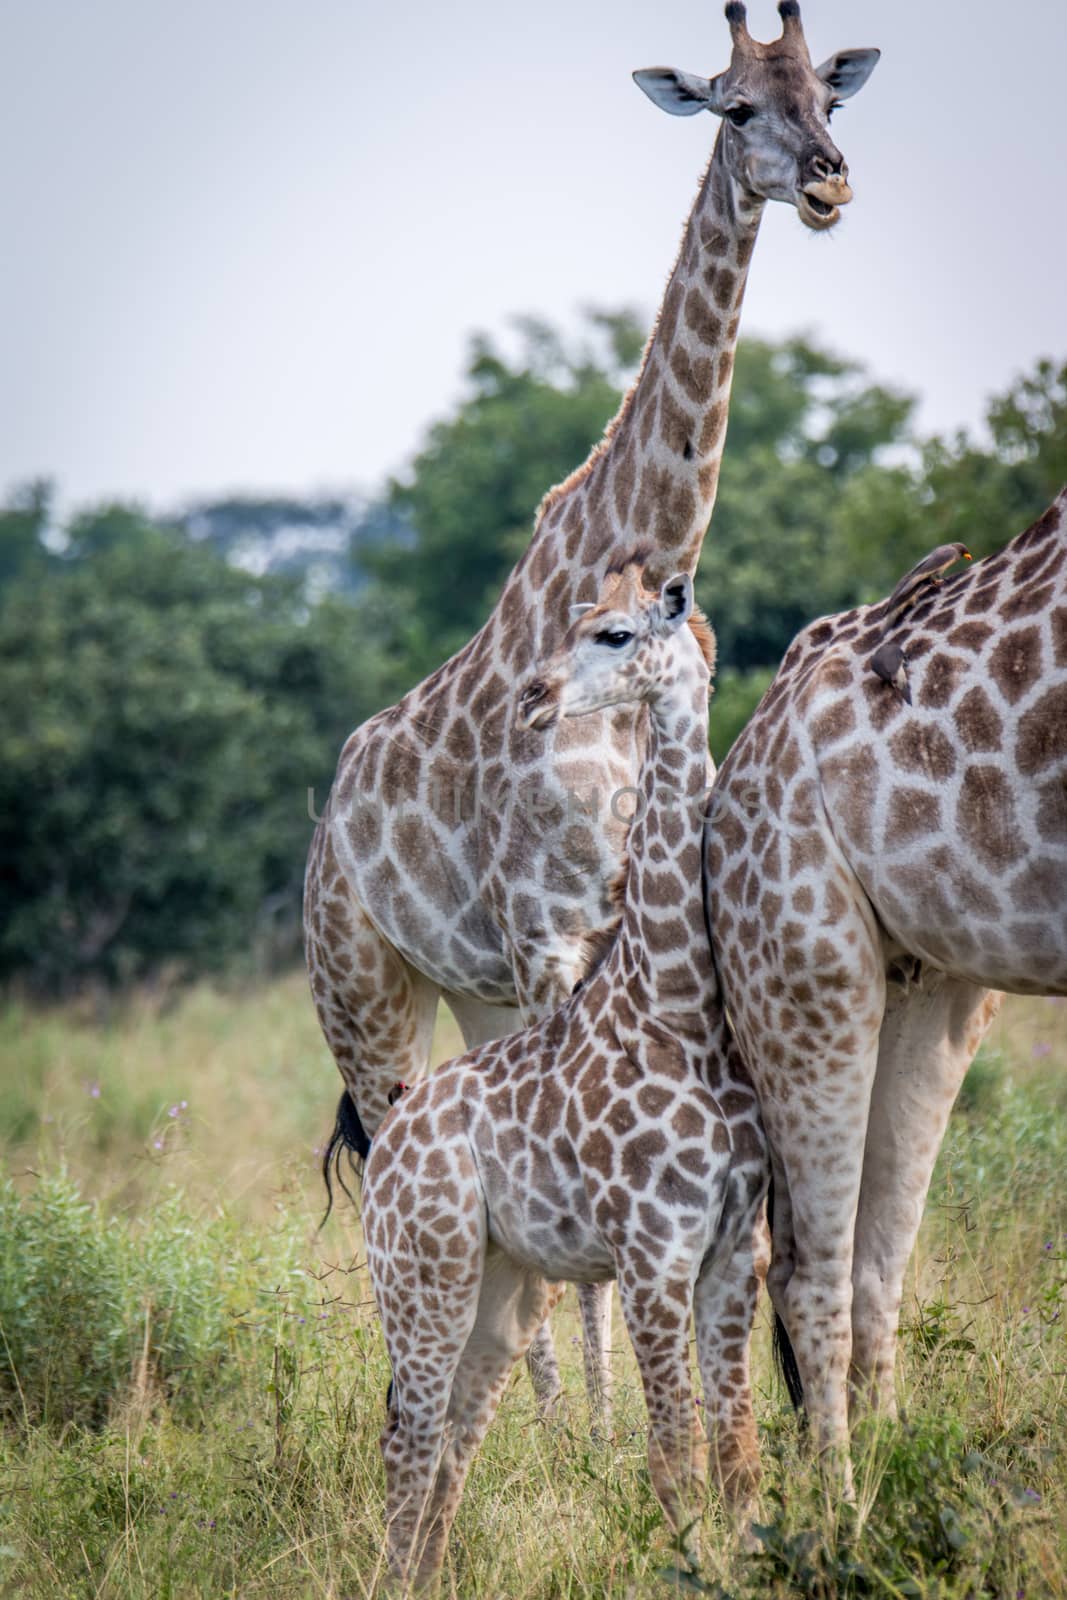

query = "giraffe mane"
[687,608,718,674]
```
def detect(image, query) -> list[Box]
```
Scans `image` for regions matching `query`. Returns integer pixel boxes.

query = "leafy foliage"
[0,505,390,988]
[366,312,646,675]
[0,1173,299,1425]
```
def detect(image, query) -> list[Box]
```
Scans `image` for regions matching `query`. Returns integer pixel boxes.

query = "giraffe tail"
[773,1312,804,1416]
[767,1176,805,1415]
[320,1089,371,1225]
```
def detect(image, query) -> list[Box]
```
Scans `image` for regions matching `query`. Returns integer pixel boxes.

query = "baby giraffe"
[362,557,767,1590]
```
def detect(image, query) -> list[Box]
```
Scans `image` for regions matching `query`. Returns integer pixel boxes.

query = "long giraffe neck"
[506,133,764,655]
[608,660,716,1021]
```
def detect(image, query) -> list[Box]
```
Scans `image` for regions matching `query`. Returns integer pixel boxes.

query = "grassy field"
[0,974,1064,1598]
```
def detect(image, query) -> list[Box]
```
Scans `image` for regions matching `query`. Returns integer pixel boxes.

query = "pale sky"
[2,0,1065,515]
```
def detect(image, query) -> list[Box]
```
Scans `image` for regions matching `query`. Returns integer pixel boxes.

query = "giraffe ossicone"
[304,0,880,1428]
[362,562,768,1591]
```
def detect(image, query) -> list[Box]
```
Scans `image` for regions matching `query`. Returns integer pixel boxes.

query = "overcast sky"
[2,0,1064,515]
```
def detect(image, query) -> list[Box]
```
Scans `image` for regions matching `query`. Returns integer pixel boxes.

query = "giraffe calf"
[362,562,768,1589]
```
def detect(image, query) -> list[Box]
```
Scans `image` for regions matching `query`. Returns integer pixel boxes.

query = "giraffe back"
[709,490,1067,996]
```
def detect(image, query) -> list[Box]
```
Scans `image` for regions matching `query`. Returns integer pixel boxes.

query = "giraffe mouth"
[798,179,852,232]
[798,192,839,230]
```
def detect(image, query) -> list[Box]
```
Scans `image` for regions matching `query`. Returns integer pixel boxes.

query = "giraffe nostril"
[809,151,845,184]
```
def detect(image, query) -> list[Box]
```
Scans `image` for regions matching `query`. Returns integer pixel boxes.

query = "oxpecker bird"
[882,542,972,629]
[870,638,911,704]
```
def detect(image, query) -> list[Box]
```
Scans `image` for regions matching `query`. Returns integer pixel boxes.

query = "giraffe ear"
[814,48,880,100]
[632,68,727,118]
[656,573,694,633]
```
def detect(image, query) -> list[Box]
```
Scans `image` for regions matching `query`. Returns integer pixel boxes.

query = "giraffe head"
[518,558,716,730]
[633,1,879,232]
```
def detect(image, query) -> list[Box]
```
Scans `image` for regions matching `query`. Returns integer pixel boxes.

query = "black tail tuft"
[321,1090,372,1225]
[773,1310,805,1415]
[766,1175,806,1415]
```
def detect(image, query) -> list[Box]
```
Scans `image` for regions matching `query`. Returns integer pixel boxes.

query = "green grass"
[0,978,1063,1597]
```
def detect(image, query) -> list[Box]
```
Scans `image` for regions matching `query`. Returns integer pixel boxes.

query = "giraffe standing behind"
[362,563,767,1590]
[305,0,879,1421]
[704,488,1067,1488]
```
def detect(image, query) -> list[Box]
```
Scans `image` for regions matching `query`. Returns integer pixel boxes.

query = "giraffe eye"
[826,99,843,119]
[726,104,755,127]
[596,629,634,649]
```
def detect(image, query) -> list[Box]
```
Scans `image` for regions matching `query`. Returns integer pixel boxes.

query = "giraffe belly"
[471,1133,616,1282]
[846,814,1067,996]
[485,1198,616,1284]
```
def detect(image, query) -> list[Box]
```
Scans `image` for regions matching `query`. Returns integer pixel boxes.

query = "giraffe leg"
[615,1264,706,1560]
[693,1219,765,1524]
[414,1252,562,1584]
[363,1118,489,1591]
[305,883,440,1137]
[375,1241,483,1591]
[850,976,1002,1415]
[446,992,573,1423]
[733,916,887,1494]
[578,1282,614,1437]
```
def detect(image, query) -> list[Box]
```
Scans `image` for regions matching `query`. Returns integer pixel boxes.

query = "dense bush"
[0,1174,302,1426]
[0,506,391,989]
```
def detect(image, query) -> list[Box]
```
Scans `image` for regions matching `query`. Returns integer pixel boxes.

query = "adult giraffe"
[704,489,1067,1489]
[305,0,880,1420]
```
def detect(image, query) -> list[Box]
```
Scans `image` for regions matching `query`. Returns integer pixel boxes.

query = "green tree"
[0,505,388,990]
[694,336,915,670]
[363,311,645,677]
[915,358,1067,553]
[3,333,1061,991]
[0,480,53,587]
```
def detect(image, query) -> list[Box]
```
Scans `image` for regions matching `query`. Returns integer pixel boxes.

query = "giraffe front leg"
[578,1281,614,1437]
[616,1264,706,1564]
[510,935,617,1431]
[850,977,1002,1415]
[524,1307,565,1421]
[693,1222,765,1528]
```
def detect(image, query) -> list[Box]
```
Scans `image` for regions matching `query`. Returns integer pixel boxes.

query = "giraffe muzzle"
[518,679,560,731]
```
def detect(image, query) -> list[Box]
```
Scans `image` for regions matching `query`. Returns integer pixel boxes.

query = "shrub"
[0,1173,302,1426]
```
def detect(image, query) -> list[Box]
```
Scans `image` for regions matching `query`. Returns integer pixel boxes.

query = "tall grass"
[0,980,1063,1596]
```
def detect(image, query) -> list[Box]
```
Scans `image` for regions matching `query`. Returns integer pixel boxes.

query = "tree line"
[2,316,1063,991]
